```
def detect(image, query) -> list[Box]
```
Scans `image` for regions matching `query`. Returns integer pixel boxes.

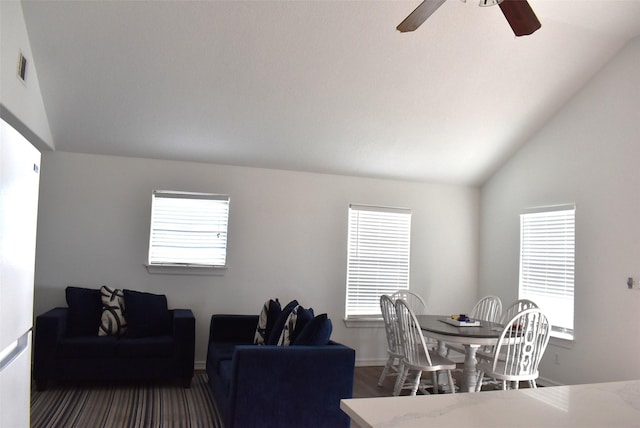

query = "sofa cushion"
[115,336,173,358]
[267,300,298,345]
[293,314,333,346]
[124,290,171,338]
[277,305,314,346]
[98,286,127,336]
[253,298,281,345]
[65,286,103,337]
[57,336,118,358]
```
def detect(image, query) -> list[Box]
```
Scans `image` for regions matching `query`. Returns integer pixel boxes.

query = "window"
[345,204,412,319]
[519,205,575,340]
[148,191,230,269]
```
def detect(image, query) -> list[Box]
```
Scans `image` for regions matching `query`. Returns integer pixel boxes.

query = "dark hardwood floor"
[353,366,394,398]
[353,365,449,398]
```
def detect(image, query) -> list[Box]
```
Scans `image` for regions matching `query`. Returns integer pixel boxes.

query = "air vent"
[17,51,27,83]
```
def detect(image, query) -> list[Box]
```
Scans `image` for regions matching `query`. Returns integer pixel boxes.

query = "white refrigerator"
[0,117,41,427]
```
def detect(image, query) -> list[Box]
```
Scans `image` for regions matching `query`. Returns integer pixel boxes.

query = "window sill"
[343,317,384,328]
[549,334,574,349]
[145,264,227,276]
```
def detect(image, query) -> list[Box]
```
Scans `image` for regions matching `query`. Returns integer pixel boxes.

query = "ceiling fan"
[397,0,541,37]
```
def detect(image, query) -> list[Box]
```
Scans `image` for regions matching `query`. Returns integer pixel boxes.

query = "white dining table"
[416,314,504,392]
[341,379,640,427]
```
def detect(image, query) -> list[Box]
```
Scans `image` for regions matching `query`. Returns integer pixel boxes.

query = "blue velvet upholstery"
[57,335,118,358]
[293,313,333,346]
[208,342,240,374]
[33,307,195,390]
[115,336,173,358]
[65,286,103,337]
[206,313,355,428]
[123,289,171,337]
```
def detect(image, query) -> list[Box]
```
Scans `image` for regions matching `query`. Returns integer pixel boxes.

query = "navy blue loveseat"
[206,313,356,428]
[33,287,195,390]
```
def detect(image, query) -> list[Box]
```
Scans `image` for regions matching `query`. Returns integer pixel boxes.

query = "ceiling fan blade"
[397,0,448,33]
[498,0,541,36]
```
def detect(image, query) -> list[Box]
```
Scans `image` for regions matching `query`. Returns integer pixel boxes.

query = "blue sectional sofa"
[206,311,356,428]
[33,287,195,390]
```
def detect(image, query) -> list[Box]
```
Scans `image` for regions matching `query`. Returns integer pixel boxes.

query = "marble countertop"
[341,380,640,427]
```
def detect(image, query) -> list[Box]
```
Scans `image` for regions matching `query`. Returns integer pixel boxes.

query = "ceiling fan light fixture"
[396,0,539,36]
[396,0,447,33]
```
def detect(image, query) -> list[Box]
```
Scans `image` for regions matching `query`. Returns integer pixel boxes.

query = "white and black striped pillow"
[98,286,127,336]
[277,305,314,346]
[253,299,280,345]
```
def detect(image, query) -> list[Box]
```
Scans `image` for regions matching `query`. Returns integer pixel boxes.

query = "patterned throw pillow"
[254,299,281,345]
[267,300,299,345]
[98,286,127,336]
[277,305,314,346]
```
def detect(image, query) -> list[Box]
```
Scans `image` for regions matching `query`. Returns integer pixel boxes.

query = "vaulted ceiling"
[21,0,640,185]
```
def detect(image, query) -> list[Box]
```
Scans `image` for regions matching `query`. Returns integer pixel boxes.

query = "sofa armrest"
[171,309,195,385]
[172,309,195,339]
[33,307,69,388]
[228,343,355,428]
[208,314,258,343]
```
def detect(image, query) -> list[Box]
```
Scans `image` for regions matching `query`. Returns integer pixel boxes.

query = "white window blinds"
[148,191,230,267]
[345,205,412,318]
[519,205,575,338]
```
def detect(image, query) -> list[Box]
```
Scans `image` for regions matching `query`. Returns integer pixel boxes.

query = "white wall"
[34,152,479,367]
[480,36,640,385]
[0,0,53,151]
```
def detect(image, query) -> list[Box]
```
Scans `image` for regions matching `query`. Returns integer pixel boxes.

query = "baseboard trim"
[355,358,387,367]
[537,376,563,387]
[195,360,206,371]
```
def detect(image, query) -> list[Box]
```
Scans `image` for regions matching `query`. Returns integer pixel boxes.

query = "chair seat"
[404,353,456,372]
[476,360,539,382]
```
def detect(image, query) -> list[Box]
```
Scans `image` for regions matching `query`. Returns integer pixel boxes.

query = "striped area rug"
[30,373,223,428]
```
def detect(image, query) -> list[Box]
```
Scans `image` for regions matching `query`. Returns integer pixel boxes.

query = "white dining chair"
[500,299,538,324]
[447,295,502,359]
[475,308,550,391]
[391,290,436,350]
[394,299,456,396]
[470,295,502,323]
[473,298,539,388]
[391,290,427,315]
[378,295,404,387]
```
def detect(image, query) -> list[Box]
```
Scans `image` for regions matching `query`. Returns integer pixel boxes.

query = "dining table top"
[416,314,504,339]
